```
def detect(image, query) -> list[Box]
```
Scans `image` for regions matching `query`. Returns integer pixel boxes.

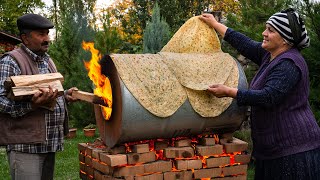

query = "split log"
[72,90,108,107]
[6,73,64,100]
[12,73,64,86]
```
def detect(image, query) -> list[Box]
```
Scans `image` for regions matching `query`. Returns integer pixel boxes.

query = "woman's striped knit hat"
[266,8,310,49]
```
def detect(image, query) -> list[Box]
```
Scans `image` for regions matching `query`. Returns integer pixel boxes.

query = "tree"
[143,3,171,53]
[107,0,241,54]
[301,0,320,123]
[94,11,122,54]
[49,0,97,127]
[0,0,44,35]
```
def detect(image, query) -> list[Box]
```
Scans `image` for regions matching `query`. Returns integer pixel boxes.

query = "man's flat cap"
[17,14,54,32]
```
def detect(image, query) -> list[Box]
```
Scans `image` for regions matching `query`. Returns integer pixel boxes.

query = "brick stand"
[78,136,251,180]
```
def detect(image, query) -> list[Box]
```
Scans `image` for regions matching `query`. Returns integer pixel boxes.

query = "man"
[0,14,77,180]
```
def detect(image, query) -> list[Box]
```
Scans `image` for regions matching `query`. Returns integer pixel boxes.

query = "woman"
[200,8,320,179]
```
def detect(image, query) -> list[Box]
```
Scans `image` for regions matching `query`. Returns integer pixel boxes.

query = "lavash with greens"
[111,16,239,118]
[111,54,187,117]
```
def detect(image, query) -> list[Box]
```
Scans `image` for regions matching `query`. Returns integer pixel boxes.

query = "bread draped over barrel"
[111,16,239,118]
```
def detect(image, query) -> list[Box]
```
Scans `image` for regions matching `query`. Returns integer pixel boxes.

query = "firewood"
[72,90,108,107]
[10,73,64,86]
[5,73,65,111]
[11,80,64,98]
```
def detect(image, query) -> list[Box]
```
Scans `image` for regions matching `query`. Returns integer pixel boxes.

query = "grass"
[0,129,255,179]
[0,129,98,180]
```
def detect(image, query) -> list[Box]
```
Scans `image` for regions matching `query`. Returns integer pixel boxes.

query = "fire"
[82,41,112,120]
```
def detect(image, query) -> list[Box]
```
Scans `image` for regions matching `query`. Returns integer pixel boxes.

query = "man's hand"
[65,87,79,103]
[31,85,58,109]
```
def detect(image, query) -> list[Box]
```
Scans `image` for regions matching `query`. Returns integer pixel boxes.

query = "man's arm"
[0,55,33,117]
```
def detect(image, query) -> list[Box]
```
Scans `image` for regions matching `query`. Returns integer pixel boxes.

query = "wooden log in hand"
[72,90,108,107]
[6,73,65,101]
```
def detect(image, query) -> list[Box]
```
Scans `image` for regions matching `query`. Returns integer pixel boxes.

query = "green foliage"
[94,11,122,55]
[301,0,320,124]
[0,0,44,35]
[143,3,171,54]
[84,123,96,129]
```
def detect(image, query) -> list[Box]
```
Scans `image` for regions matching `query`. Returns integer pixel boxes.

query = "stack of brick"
[78,137,251,180]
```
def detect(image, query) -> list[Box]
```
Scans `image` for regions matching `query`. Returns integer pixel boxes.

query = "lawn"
[0,129,97,180]
[0,130,255,179]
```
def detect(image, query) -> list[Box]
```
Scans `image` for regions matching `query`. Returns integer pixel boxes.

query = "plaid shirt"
[0,45,66,153]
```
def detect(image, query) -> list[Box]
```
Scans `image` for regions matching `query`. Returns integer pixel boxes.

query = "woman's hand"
[207,84,238,98]
[199,13,228,38]
[199,13,219,29]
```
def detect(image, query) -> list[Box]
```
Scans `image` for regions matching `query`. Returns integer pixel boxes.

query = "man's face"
[22,29,50,55]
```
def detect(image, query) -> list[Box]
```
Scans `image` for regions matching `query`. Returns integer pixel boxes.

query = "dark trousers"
[7,150,56,180]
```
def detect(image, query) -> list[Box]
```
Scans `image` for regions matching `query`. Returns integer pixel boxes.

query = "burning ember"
[79,135,249,179]
[82,41,112,120]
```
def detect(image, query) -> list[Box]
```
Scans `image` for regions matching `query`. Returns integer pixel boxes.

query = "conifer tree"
[143,3,171,54]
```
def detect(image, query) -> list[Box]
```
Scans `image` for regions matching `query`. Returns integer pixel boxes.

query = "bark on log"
[72,90,108,107]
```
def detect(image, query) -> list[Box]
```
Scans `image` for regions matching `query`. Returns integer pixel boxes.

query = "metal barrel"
[95,55,248,148]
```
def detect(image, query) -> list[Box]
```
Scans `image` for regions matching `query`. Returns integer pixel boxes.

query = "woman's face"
[261,24,285,52]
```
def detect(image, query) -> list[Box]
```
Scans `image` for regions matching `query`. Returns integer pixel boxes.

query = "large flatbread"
[111,54,187,117]
[160,15,239,117]
[161,16,221,53]
[159,52,234,90]
[185,63,239,117]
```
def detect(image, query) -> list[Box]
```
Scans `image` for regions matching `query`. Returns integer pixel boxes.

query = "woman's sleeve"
[224,28,267,66]
[236,59,300,107]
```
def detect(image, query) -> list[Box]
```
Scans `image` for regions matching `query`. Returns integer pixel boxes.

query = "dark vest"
[250,48,320,159]
[0,47,68,145]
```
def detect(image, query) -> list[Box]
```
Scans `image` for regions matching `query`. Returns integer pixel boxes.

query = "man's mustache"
[41,41,49,46]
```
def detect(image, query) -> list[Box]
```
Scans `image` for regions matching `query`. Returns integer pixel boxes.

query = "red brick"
[199,138,215,146]
[164,147,194,158]
[92,148,109,161]
[206,156,230,168]
[154,140,169,150]
[100,153,127,167]
[135,173,163,180]
[127,151,156,164]
[174,159,202,170]
[85,165,94,177]
[163,170,193,180]
[79,171,89,180]
[220,175,247,180]
[223,165,248,176]
[85,155,93,167]
[113,165,144,177]
[132,144,149,153]
[92,160,113,175]
[80,162,86,171]
[144,160,172,173]
[193,168,222,179]
[174,139,191,147]
[234,154,251,164]
[86,146,94,157]
[195,145,223,156]
[94,170,103,180]
[78,143,88,154]
[110,145,126,155]
[79,153,85,163]
[221,133,234,142]
[220,138,248,153]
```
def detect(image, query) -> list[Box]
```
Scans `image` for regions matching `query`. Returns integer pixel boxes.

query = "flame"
[82,41,112,120]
